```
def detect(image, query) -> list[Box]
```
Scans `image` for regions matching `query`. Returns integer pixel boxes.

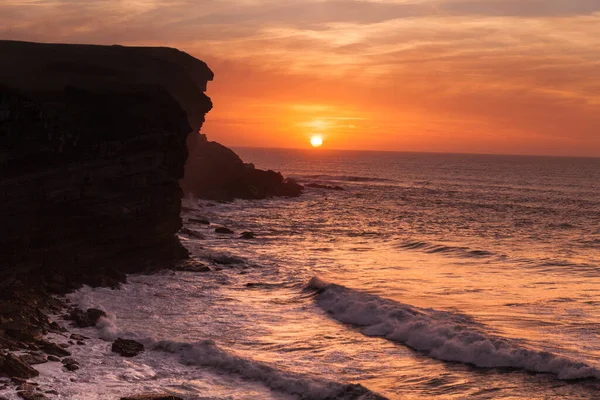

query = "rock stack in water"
[182,134,303,200]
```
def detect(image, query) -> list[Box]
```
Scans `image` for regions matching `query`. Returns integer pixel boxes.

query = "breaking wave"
[153,340,386,400]
[75,298,386,400]
[307,278,600,380]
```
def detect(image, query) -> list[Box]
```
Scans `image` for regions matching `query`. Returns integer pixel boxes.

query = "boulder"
[0,353,39,379]
[240,231,255,239]
[179,227,205,239]
[37,340,71,357]
[17,392,45,400]
[19,353,47,366]
[112,338,144,357]
[70,308,107,328]
[215,227,234,234]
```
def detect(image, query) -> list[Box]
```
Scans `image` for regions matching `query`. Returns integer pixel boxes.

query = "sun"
[310,135,323,147]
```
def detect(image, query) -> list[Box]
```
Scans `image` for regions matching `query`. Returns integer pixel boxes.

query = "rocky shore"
[0,40,306,399]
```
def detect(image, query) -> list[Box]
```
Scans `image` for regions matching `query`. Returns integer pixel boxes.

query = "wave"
[299,174,393,183]
[77,301,386,400]
[307,278,600,380]
[154,339,386,400]
[397,241,495,258]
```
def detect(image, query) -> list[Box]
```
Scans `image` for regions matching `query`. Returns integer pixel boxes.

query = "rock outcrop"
[182,134,303,200]
[0,40,213,289]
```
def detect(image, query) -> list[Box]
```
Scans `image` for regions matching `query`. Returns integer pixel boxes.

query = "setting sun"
[310,136,323,147]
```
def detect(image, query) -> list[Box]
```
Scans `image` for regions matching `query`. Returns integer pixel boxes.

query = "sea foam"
[308,278,600,380]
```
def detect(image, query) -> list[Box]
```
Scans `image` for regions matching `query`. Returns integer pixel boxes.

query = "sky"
[1,0,599,156]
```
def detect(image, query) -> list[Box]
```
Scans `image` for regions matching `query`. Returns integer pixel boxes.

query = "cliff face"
[0,40,213,290]
[182,134,303,201]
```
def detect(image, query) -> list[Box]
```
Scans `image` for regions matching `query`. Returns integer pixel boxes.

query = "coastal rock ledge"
[0,40,213,289]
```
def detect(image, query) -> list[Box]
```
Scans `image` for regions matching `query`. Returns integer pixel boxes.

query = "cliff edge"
[0,40,213,290]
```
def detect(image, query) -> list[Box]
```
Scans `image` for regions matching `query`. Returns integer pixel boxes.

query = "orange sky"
[2,0,599,156]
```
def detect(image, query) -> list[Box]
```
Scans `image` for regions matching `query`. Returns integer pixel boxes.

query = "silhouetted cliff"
[183,134,303,200]
[0,40,213,289]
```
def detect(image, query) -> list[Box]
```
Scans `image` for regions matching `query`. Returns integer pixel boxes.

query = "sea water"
[12,150,600,399]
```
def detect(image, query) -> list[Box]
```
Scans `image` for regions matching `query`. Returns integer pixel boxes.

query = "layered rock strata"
[0,40,213,289]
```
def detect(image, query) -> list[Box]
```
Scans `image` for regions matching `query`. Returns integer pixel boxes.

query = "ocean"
[13,149,600,399]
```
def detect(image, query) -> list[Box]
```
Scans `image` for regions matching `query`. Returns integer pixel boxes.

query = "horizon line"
[227,145,600,160]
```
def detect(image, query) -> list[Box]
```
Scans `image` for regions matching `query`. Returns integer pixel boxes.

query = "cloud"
[1,0,599,155]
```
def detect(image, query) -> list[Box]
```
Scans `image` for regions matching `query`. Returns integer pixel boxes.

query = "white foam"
[309,278,600,380]
[61,286,385,400]
[153,339,383,400]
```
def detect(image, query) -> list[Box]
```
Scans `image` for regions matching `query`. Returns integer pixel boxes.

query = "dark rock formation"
[182,134,303,200]
[112,338,144,357]
[61,357,79,371]
[69,308,107,328]
[0,40,212,360]
[215,227,234,234]
[175,259,211,273]
[36,340,70,357]
[240,231,255,239]
[0,40,213,291]
[0,353,39,379]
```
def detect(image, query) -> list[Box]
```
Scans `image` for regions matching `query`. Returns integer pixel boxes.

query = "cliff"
[0,40,213,290]
[182,134,303,200]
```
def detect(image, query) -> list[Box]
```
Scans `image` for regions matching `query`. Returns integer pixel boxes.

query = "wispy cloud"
[1,0,599,155]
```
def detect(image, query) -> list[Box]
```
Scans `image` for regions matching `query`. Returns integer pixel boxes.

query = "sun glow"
[310,136,323,147]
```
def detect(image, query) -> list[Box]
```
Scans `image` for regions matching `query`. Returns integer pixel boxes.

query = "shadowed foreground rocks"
[0,40,212,388]
[182,134,303,200]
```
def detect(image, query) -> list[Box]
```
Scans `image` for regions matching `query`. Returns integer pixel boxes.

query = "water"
[13,149,600,399]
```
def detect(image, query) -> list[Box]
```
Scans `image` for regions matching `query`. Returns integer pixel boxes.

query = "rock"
[17,382,37,391]
[70,308,107,328]
[210,254,244,265]
[111,338,144,357]
[77,341,85,346]
[182,134,303,201]
[188,218,210,225]
[215,227,234,234]
[17,391,45,400]
[179,227,206,239]
[37,340,71,357]
[120,394,183,400]
[44,391,59,395]
[19,353,47,365]
[47,356,60,362]
[61,358,78,366]
[63,363,79,372]
[0,353,39,379]
[0,40,213,304]
[175,260,211,273]
[69,334,88,341]
[240,231,255,239]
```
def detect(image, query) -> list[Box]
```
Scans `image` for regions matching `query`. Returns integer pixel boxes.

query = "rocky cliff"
[0,40,213,290]
[182,134,303,200]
